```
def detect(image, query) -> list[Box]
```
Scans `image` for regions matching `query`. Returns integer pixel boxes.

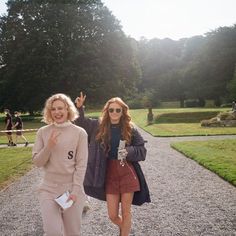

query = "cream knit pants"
[38,183,85,236]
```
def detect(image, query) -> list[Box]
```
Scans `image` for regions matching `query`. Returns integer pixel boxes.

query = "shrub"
[198,98,206,107]
[126,99,144,109]
[155,111,218,123]
[220,103,232,108]
[184,99,199,107]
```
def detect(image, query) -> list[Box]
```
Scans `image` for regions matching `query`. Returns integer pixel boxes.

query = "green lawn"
[171,139,236,186]
[1,108,235,138]
[0,147,33,189]
[136,123,236,137]
[0,108,236,189]
[0,120,44,145]
[129,108,236,136]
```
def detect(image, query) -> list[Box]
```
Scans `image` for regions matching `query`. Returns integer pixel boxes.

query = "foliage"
[0,1,235,112]
[155,111,219,123]
[227,68,236,101]
[126,89,160,109]
[0,0,140,112]
[137,26,236,106]
[221,103,233,108]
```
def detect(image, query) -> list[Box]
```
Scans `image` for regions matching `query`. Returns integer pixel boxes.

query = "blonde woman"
[32,93,88,236]
[75,92,150,236]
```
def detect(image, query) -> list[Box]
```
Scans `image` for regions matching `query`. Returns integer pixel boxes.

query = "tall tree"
[137,37,184,102]
[201,25,236,104]
[227,65,236,101]
[0,0,139,112]
[136,25,236,106]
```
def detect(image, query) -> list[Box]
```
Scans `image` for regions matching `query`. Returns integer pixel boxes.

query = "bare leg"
[21,135,27,142]
[106,194,122,229]
[120,192,134,236]
[6,134,13,144]
[15,135,18,144]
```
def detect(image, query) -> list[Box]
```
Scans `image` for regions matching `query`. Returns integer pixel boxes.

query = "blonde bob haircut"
[42,93,78,124]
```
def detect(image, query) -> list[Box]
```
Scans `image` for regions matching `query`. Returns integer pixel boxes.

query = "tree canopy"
[0,1,235,112]
[137,25,236,107]
[0,0,140,112]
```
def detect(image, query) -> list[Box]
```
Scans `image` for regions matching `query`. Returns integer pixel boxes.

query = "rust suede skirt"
[105,159,140,194]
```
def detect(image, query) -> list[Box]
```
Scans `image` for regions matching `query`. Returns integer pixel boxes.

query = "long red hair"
[96,97,132,153]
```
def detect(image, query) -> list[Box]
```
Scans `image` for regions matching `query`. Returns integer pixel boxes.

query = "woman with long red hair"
[75,92,150,236]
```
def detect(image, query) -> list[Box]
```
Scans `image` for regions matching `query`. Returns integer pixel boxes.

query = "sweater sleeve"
[125,128,147,162]
[71,129,88,197]
[32,128,51,167]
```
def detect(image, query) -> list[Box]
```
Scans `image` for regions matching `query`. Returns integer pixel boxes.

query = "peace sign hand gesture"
[47,130,61,149]
[75,91,86,108]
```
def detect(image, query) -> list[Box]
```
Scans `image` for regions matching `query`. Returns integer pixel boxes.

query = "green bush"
[184,99,200,107]
[126,99,144,109]
[220,103,232,108]
[160,101,181,108]
[155,111,219,123]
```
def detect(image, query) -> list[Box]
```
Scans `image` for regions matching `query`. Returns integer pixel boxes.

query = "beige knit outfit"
[32,122,88,236]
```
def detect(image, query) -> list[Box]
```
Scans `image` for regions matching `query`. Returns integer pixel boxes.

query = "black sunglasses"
[108,108,122,113]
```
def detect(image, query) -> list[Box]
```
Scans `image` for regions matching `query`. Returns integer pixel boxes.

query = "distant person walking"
[12,111,28,147]
[32,93,88,236]
[232,101,236,112]
[4,108,15,146]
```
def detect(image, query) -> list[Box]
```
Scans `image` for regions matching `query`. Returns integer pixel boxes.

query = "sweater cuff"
[71,185,84,197]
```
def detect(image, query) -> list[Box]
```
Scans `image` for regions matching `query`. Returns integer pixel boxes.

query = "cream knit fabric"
[32,122,88,196]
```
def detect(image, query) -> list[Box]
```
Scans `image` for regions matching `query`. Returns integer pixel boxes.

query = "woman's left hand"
[118,148,128,160]
[68,194,77,203]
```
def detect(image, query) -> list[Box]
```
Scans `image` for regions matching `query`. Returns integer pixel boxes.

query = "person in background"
[32,93,88,236]
[75,92,150,236]
[4,108,15,146]
[12,111,29,147]
[232,101,236,112]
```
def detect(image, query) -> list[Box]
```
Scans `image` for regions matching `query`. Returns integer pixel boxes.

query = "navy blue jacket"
[75,107,151,205]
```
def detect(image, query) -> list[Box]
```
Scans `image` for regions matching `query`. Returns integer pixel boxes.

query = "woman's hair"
[42,93,78,124]
[96,97,132,152]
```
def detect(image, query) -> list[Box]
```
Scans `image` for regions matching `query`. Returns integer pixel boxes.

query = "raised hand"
[47,130,61,149]
[75,91,86,108]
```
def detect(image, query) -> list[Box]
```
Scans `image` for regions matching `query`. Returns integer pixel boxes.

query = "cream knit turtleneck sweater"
[32,122,88,197]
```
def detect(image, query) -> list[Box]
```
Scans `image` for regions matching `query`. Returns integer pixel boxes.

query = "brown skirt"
[105,160,140,194]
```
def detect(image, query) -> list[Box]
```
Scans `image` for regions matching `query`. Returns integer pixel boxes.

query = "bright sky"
[102,0,236,40]
[0,0,235,40]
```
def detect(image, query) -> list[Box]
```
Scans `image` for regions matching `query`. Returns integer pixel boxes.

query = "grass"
[0,120,44,144]
[0,108,236,189]
[136,123,236,137]
[0,108,234,141]
[129,108,236,136]
[171,139,236,186]
[0,147,33,189]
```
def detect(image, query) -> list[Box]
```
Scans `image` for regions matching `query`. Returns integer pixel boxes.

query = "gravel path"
[0,131,236,236]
